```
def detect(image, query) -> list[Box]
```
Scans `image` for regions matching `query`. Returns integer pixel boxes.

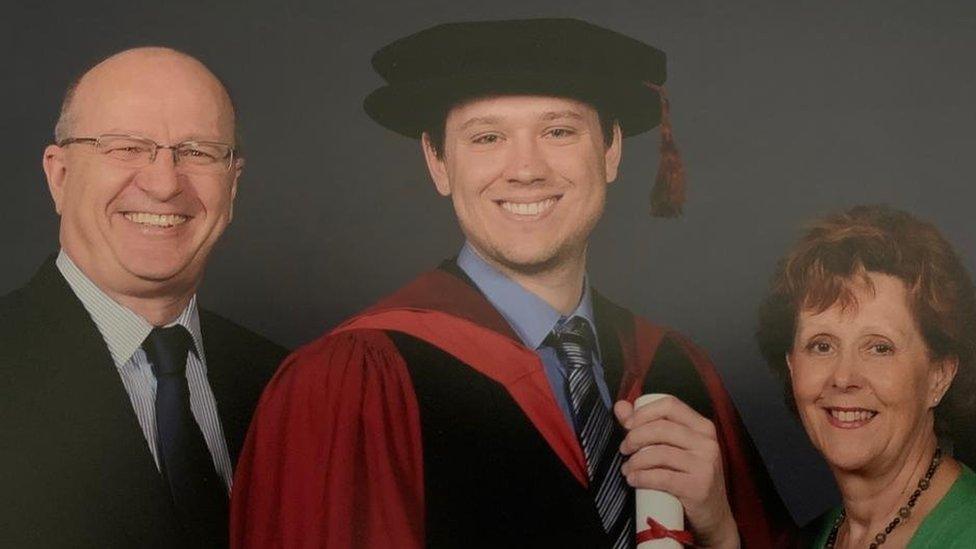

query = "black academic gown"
[0,257,288,548]
[232,262,796,548]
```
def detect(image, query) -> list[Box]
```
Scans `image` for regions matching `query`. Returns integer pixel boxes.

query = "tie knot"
[546,316,596,367]
[562,316,594,341]
[560,316,596,345]
[143,325,195,378]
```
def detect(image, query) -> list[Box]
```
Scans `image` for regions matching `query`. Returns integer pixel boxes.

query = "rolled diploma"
[634,393,684,548]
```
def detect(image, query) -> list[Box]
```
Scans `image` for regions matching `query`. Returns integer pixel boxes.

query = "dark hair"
[422,97,618,159]
[757,205,976,438]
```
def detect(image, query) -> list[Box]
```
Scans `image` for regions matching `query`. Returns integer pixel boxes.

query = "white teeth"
[123,212,188,227]
[500,198,557,216]
[830,409,876,423]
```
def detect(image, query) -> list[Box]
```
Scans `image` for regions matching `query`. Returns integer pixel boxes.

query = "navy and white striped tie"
[549,317,633,549]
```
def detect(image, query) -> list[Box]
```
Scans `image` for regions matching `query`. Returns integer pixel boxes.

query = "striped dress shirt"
[56,250,234,492]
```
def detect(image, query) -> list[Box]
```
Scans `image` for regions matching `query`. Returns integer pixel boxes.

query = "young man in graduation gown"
[232,19,795,548]
[0,48,287,547]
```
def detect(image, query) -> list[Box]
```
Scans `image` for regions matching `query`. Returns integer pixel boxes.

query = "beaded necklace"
[824,447,942,549]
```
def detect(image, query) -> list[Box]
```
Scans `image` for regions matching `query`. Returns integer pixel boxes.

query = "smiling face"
[43,48,239,301]
[423,95,621,276]
[788,272,957,475]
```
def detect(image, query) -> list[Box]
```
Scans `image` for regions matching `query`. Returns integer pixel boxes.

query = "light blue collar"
[457,243,599,355]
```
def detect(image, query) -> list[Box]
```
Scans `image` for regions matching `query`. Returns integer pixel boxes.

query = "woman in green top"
[757,205,976,548]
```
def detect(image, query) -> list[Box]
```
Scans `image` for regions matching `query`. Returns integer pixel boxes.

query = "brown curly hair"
[757,205,976,438]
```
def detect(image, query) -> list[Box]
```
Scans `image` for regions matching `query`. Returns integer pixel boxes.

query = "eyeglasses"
[57,134,237,174]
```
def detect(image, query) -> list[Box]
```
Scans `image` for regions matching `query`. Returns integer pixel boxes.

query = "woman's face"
[788,272,956,474]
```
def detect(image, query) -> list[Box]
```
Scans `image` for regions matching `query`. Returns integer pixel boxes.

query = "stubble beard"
[473,233,588,281]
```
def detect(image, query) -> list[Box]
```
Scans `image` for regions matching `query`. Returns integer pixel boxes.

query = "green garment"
[812,464,976,547]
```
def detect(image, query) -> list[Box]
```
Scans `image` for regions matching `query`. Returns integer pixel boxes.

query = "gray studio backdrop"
[5,0,975,525]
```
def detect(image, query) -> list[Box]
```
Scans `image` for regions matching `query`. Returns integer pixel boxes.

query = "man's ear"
[421,132,451,197]
[929,356,959,408]
[604,122,623,184]
[227,157,244,223]
[43,144,68,215]
[785,352,794,377]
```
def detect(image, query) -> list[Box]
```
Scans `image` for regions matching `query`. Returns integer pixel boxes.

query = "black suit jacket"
[0,258,288,548]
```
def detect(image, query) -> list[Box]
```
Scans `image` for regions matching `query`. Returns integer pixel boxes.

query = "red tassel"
[644,82,686,218]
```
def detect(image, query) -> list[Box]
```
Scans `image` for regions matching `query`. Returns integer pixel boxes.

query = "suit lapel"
[592,290,630,398]
[592,290,667,401]
[200,312,247,465]
[24,259,181,544]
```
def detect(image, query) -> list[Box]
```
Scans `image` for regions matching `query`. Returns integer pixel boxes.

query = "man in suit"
[0,47,287,548]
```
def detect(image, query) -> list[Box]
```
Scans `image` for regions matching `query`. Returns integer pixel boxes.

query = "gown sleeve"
[672,334,797,548]
[230,329,425,549]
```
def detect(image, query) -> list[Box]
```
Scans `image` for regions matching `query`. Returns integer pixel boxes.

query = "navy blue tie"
[143,326,227,544]
[549,317,633,549]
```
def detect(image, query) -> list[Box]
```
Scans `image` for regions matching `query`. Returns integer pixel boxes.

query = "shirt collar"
[457,242,599,355]
[56,250,205,369]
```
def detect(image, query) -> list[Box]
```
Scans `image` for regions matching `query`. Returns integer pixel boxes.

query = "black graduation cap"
[364,18,686,217]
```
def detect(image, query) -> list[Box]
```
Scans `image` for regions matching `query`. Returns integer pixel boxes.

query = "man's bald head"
[54,47,239,147]
[42,46,244,323]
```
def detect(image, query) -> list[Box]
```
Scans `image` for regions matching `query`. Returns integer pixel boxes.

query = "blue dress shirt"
[457,243,613,428]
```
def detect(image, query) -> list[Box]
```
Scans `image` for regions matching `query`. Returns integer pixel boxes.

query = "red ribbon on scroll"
[635,516,695,546]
